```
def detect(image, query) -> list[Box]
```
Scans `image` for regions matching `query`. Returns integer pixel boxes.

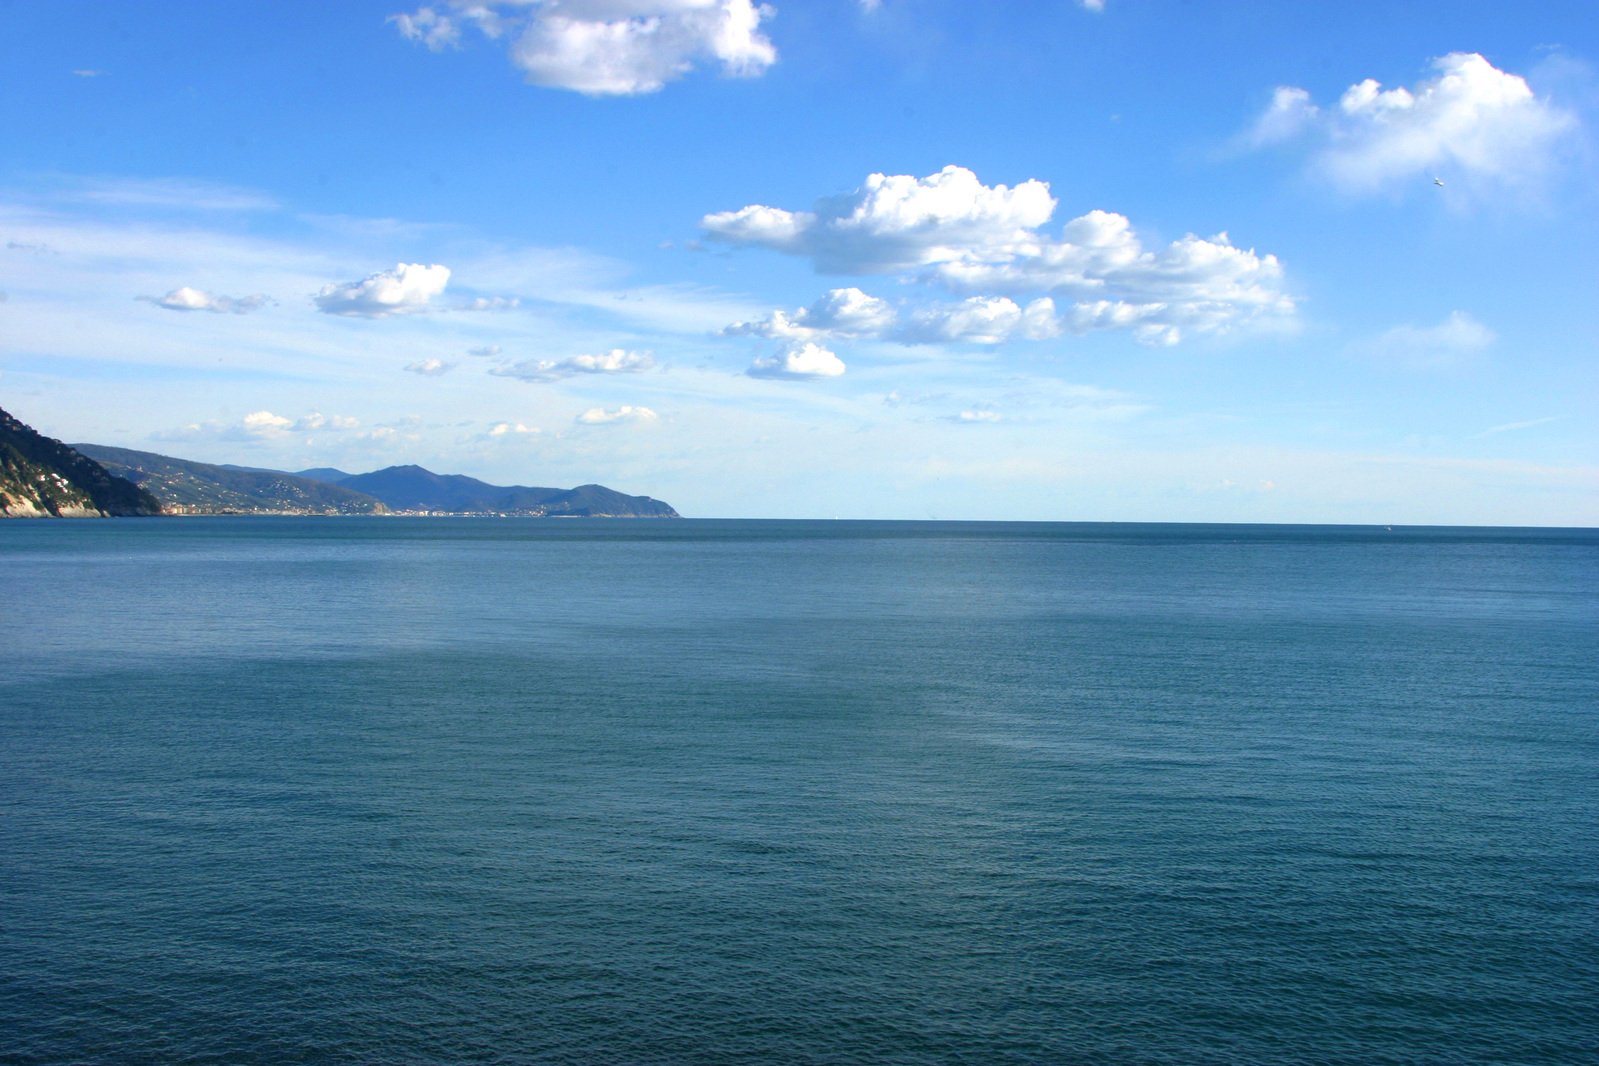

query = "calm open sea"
[2,518,1596,1064]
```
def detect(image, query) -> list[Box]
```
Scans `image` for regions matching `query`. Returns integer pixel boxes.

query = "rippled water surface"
[3,519,1596,1063]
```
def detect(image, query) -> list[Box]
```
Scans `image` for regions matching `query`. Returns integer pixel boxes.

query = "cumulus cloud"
[137,286,272,314]
[704,164,1057,274]
[723,286,896,339]
[748,341,846,379]
[489,348,656,382]
[1365,310,1495,367]
[404,358,456,375]
[315,263,450,318]
[391,1,777,96]
[577,404,658,424]
[1248,53,1578,195]
[707,166,1294,345]
[243,410,293,436]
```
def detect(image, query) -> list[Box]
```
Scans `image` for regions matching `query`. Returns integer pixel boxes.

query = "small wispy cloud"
[155,410,359,443]
[1362,310,1495,368]
[949,408,1003,424]
[489,349,655,382]
[461,295,520,312]
[487,420,539,436]
[1479,415,1563,437]
[577,405,658,425]
[404,358,455,376]
[67,176,279,212]
[137,286,272,314]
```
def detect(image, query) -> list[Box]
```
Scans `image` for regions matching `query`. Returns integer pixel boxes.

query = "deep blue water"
[2,518,1596,1064]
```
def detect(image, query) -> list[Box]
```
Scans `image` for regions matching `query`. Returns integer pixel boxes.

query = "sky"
[1,1,1595,523]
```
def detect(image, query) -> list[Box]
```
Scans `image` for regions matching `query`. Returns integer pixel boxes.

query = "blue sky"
[2,1,1595,522]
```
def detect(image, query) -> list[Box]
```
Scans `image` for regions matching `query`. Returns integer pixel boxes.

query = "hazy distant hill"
[1,407,162,518]
[336,465,679,517]
[295,467,355,484]
[75,445,390,515]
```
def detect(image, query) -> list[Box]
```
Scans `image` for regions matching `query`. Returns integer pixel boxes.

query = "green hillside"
[1,407,162,517]
[75,445,390,515]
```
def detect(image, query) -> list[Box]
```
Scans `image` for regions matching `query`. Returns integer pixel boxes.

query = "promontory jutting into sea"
[4,510,1596,1063]
[0,406,678,519]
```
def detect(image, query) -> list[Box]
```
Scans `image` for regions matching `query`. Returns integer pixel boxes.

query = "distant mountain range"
[322,465,678,517]
[80,447,680,518]
[0,405,678,518]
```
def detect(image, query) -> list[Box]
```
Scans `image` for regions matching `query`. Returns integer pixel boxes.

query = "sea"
[2,518,1595,1065]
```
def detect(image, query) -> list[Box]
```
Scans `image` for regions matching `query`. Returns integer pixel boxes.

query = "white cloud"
[748,341,846,379]
[392,1,777,96]
[577,404,658,424]
[488,420,540,435]
[67,176,279,213]
[389,6,462,50]
[901,296,1062,344]
[138,286,272,314]
[723,286,896,339]
[314,262,450,317]
[1479,415,1562,437]
[467,344,503,357]
[489,348,656,382]
[463,295,521,311]
[404,357,456,375]
[953,409,1003,423]
[704,164,1057,274]
[243,410,293,436]
[1247,86,1319,146]
[1366,310,1495,367]
[294,412,361,432]
[706,167,1294,345]
[1248,53,1578,195]
[156,410,360,443]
